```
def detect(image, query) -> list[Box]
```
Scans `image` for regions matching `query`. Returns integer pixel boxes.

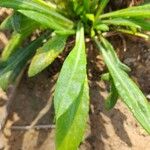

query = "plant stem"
[117,29,150,40]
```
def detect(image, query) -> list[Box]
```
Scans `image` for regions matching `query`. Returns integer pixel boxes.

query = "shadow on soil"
[85,81,132,150]
[6,70,55,150]
[4,38,146,149]
[6,77,132,150]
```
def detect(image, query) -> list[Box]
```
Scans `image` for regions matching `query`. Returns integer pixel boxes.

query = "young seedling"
[0,0,150,149]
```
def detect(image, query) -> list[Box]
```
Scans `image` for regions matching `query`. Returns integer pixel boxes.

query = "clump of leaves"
[0,0,150,149]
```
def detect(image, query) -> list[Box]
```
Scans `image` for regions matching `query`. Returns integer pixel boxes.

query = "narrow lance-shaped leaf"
[99,4,150,19]
[28,34,67,77]
[101,37,131,72]
[11,11,22,33]
[105,79,119,110]
[101,73,119,110]
[0,33,47,90]
[18,9,67,31]
[101,18,141,30]
[56,77,89,150]
[90,0,99,12]
[1,13,40,61]
[94,23,109,31]
[0,12,41,33]
[83,0,90,12]
[0,0,74,30]
[95,0,109,20]
[128,18,150,31]
[0,15,13,31]
[90,0,97,11]
[95,37,150,133]
[54,23,87,119]
[11,12,42,33]
[2,32,29,61]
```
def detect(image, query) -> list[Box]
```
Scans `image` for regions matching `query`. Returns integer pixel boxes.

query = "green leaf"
[95,0,109,20]
[54,0,74,17]
[2,32,29,61]
[54,23,87,119]
[95,37,150,134]
[105,79,119,110]
[0,12,40,33]
[129,18,150,31]
[100,4,150,19]
[0,15,13,31]
[90,0,99,12]
[18,9,67,31]
[0,0,73,30]
[0,33,46,90]
[56,77,89,150]
[101,72,110,81]
[83,0,90,12]
[54,30,75,35]
[86,14,95,22]
[1,12,41,61]
[10,12,39,33]
[1,22,39,61]
[101,73,118,110]
[100,37,131,72]
[101,18,141,29]
[28,34,67,77]
[94,23,109,31]
[11,11,22,33]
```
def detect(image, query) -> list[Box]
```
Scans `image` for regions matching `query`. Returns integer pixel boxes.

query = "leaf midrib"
[56,35,85,119]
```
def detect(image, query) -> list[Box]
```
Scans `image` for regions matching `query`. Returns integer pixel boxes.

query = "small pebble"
[146,94,150,100]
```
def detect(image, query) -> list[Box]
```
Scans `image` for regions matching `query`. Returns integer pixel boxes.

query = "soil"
[0,6,150,150]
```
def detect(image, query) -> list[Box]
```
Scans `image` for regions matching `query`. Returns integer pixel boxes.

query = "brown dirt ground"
[0,6,150,150]
[0,35,150,150]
